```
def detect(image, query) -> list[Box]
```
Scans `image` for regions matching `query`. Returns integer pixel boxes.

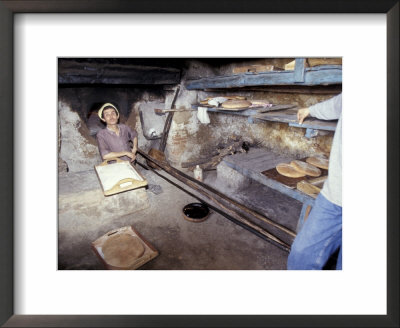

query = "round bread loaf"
[276,163,306,178]
[221,99,252,109]
[251,100,270,105]
[205,96,246,100]
[306,156,329,170]
[102,234,145,268]
[290,160,321,177]
[296,180,321,196]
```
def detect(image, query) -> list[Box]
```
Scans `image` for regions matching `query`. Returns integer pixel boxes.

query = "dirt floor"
[58,160,302,270]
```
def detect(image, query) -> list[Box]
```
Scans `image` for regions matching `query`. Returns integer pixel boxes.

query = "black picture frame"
[1,1,398,327]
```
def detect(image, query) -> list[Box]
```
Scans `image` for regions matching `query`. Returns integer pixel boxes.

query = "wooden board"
[224,148,294,172]
[185,65,342,90]
[252,108,338,131]
[232,64,283,74]
[262,168,305,188]
[261,158,328,189]
[92,225,158,270]
[95,158,148,196]
[253,109,299,123]
[256,104,298,113]
[307,58,342,67]
[222,149,318,204]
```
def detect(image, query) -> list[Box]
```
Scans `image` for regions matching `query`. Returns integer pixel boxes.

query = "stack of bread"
[275,156,329,197]
[203,97,273,109]
[221,99,252,109]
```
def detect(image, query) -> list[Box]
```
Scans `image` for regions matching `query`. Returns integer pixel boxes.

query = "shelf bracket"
[305,128,319,138]
[247,116,255,124]
[294,58,306,83]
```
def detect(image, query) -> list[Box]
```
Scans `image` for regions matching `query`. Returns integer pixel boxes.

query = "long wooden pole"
[159,85,180,152]
[136,161,291,253]
[138,148,296,239]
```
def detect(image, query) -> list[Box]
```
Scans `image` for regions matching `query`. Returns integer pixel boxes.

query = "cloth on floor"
[197,106,210,124]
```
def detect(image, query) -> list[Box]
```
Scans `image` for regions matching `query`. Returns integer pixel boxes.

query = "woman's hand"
[297,107,310,124]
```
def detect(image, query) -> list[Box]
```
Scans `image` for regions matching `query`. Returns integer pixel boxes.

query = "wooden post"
[159,85,180,152]
[294,58,306,83]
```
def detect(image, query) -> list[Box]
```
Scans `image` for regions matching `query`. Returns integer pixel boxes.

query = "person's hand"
[124,151,136,162]
[297,107,310,124]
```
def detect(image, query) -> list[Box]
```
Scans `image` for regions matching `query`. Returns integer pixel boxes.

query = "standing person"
[96,103,138,163]
[287,93,342,270]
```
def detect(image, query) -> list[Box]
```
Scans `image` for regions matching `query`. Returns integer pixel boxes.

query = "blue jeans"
[287,193,342,270]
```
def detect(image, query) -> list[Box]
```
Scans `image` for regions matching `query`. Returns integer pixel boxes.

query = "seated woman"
[96,103,138,162]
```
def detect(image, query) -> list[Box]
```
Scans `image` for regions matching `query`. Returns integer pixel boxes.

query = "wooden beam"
[294,58,306,83]
[58,60,181,85]
[203,85,342,94]
[185,65,342,90]
[159,86,180,152]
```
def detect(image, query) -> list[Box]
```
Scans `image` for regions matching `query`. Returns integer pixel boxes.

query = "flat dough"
[290,160,321,177]
[297,180,321,197]
[205,96,246,100]
[276,163,306,178]
[306,156,329,170]
[102,234,145,268]
[221,99,252,109]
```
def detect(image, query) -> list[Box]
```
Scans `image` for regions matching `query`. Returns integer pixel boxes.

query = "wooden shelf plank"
[193,105,337,132]
[185,65,342,90]
[59,61,181,85]
[252,109,337,131]
[223,149,316,204]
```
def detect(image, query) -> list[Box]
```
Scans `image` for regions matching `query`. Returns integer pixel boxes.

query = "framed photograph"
[1,1,398,327]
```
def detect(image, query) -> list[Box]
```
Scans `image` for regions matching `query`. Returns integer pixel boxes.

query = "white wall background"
[14,14,387,315]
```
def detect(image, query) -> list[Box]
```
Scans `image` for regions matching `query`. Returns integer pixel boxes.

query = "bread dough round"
[276,163,306,178]
[221,99,252,109]
[296,180,321,196]
[205,96,246,100]
[306,156,329,170]
[251,100,270,105]
[290,160,321,177]
[102,234,145,268]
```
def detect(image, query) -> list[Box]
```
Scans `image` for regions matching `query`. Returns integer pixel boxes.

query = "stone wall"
[58,59,339,173]
[58,87,169,172]
[163,60,338,168]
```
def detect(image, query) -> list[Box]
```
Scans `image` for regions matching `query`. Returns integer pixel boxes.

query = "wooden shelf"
[222,149,319,230]
[192,105,337,132]
[251,108,337,131]
[194,105,259,117]
[223,149,316,205]
[186,59,342,90]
